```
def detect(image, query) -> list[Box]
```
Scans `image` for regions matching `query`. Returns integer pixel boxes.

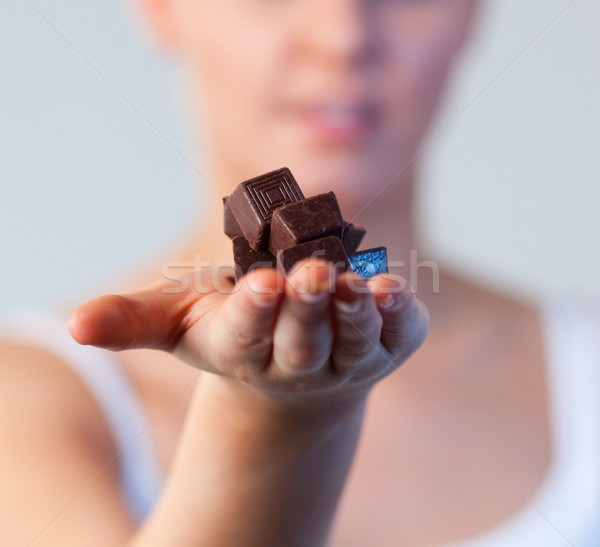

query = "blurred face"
[153,0,476,205]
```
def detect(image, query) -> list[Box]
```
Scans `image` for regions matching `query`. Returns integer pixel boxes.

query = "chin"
[277,148,407,213]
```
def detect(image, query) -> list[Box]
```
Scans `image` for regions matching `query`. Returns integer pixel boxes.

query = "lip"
[290,98,379,147]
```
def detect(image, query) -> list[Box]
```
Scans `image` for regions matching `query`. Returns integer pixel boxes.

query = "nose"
[297,0,376,68]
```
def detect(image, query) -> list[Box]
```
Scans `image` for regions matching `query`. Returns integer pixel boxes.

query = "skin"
[0,1,556,545]
[141,0,477,207]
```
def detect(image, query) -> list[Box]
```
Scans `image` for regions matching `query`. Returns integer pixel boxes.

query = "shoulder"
[0,341,112,439]
[0,340,134,544]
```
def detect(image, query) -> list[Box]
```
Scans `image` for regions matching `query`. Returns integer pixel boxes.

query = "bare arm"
[0,343,135,546]
[71,261,428,546]
[2,260,427,546]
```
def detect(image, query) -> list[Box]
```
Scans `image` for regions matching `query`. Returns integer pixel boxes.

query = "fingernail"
[250,289,280,308]
[334,298,362,315]
[297,286,329,304]
[376,294,396,310]
[287,259,335,303]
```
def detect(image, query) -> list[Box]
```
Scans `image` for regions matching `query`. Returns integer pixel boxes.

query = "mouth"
[292,98,379,147]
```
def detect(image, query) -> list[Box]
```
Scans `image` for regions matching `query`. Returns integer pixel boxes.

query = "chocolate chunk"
[341,221,366,254]
[277,236,349,274]
[269,192,343,255]
[232,236,277,280]
[223,197,243,239]
[348,247,388,279]
[227,167,305,251]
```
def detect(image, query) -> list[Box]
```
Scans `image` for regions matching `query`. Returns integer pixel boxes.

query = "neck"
[347,174,418,265]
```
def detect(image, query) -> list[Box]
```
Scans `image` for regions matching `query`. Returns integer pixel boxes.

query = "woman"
[1,1,598,545]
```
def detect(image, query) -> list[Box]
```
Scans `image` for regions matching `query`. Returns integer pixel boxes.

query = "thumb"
[67,281,209,352]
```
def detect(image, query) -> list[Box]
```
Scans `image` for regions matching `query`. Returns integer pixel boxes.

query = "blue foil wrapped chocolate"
[348,247,388,279]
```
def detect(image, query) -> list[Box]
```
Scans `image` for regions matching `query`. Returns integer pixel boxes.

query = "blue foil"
[348,247,388,279]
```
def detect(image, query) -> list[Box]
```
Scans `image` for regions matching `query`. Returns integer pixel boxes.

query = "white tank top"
[2,302,599,544]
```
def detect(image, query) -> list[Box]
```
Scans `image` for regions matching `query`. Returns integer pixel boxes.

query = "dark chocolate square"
[277,236,349,274]
[269,192,344,255]
[223,197,243,239]
[232,236,277,280]
[227,167,305,251]
[341,221,366,254]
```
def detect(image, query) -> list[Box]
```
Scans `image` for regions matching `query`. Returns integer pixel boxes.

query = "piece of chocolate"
[277,236,349,274]
[348,247,388,279]
[227,167,305,251]
[223,197,243,239]
[232,236,277,280]
[269,192,343,255]
[341,221,366,254]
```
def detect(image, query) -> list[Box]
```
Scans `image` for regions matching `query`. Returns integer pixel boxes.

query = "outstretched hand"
[68,260,428,402]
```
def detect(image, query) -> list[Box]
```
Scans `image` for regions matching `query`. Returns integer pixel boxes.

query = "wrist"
[145,373,367,546]
[195,372,368,439]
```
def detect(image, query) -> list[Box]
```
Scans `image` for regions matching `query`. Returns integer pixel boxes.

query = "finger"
[331,273,382,374]
[368,274,429,360]
[67,272,228,351]
[184,268,283,376]
[271,259,336,377]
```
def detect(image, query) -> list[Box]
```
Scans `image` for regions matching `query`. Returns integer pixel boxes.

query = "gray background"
[1,0,598,315]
